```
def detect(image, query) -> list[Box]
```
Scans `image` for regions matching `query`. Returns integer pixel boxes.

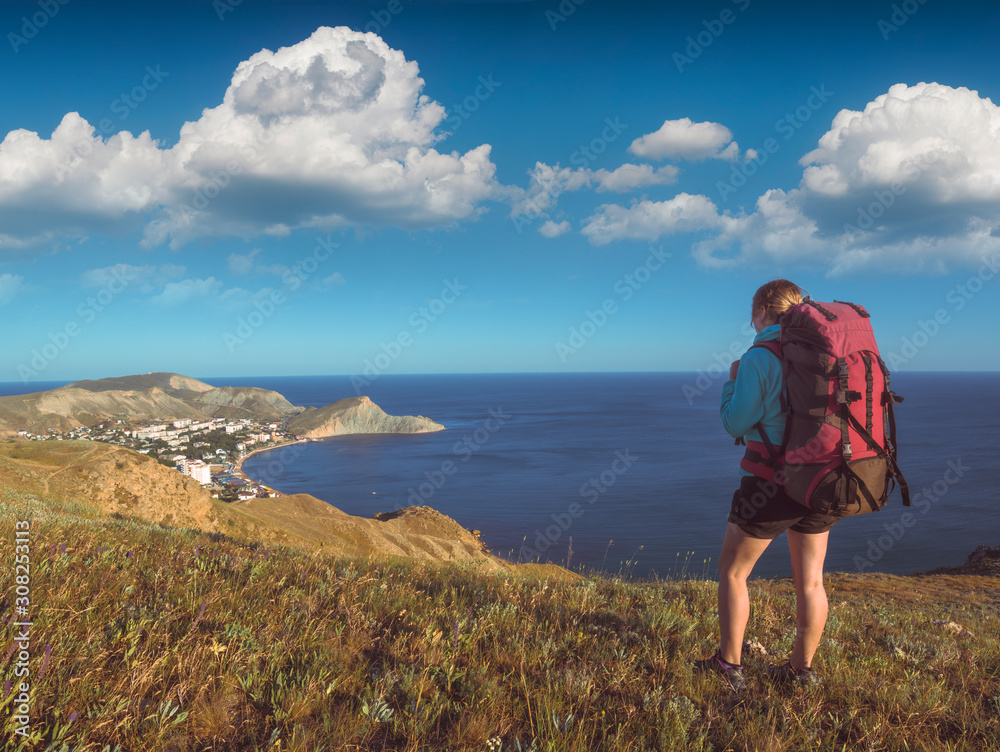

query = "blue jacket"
[720,324,784,476]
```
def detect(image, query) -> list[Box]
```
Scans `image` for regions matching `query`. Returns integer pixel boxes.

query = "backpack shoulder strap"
[744,340,784,460]
[748,340,781,359]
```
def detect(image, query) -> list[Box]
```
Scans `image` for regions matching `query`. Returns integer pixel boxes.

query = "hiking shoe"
[764,660,821,688]
[693,650,746,692]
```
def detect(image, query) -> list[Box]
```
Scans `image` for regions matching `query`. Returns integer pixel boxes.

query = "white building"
[176,458,212,485]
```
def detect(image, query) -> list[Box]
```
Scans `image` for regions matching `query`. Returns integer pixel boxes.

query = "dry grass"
[1,487,998,751]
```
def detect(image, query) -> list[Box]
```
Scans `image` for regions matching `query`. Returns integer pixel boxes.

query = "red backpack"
[740,299,911,516]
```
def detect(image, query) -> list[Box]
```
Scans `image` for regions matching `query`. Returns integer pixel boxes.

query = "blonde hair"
[752,279,804,321]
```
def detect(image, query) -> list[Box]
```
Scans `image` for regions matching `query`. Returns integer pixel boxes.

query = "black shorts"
[728,474,839,539]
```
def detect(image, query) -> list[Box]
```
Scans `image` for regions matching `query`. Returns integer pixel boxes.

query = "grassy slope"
[0,440,533,573]
[1,486,998,752]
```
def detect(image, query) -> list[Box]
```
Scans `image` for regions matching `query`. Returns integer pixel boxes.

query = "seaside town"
[17,417,300,501]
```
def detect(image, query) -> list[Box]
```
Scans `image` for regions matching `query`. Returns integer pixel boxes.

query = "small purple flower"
[2,681,10,702]
[60,543,67,554]
[126,551,133,559]
[452,620,459,649]
[194,547,200,556]
[68,710,78,725]
[190,601,207,632]
[38,644,52,679]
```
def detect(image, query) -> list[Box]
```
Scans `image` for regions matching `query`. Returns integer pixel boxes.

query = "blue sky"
[1,0,998,384]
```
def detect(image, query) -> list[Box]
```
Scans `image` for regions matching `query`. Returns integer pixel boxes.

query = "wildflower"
[2,681,10,702]
[126,551,133,559]
[38,644,52,680]
[60,543,67,554]
[68,711,78,725]
[191,602,207,632]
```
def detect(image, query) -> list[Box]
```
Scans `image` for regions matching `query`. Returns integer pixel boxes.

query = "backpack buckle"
[835,390,862,404]
[842,442,853,460]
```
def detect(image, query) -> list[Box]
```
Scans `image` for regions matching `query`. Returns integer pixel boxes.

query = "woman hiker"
[694,279,833,690]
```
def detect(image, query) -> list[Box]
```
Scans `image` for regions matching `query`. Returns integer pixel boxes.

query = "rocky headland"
[286,395,444,439]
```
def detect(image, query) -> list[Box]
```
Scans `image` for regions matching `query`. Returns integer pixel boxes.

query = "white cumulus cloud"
[593,163,679,192]
[151,277,223,305]
[591,83,1000,274]
[539,220,571,238]
[0,273,25,304]
[81,263,185,293]
[628,118,740,161]
[0,26,501,253]
[582,193,723,245]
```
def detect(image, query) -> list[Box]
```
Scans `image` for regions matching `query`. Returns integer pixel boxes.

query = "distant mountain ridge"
[0,372,443,438]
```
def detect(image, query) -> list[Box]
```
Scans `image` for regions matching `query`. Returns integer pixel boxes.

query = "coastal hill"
[0,371,442,438]
[0,439,542,573]
[286,395,444,438]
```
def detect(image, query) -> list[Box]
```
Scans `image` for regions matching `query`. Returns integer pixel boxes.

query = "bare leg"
[718,522,772,665]
[786,529,830,670]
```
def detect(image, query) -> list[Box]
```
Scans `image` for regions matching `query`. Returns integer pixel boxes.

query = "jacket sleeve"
[720,353,766,439]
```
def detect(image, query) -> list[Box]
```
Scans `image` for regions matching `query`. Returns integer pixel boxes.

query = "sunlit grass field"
[2,488,998,751]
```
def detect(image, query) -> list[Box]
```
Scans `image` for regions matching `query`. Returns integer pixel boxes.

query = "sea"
[3,373,997,580]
